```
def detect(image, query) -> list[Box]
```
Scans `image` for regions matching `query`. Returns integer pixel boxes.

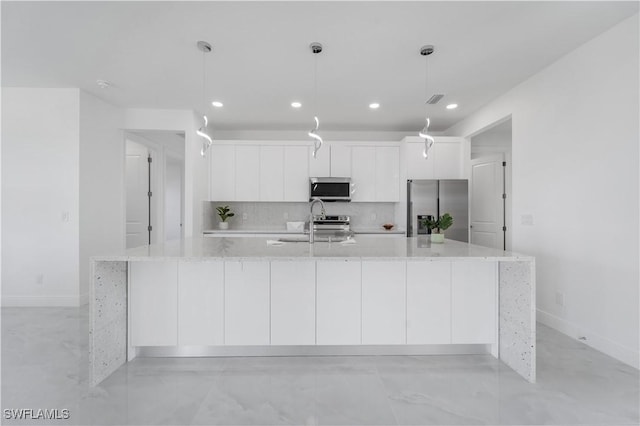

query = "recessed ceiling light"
[211,101,224,108]
[369,102,380,109]
[291,101,302,108]
[446,103,458,110]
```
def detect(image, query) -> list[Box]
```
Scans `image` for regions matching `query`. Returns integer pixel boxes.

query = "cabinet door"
[375,146,400,201]
[316,260,361,345]
[451,261,497,344]
[224,261,270,345]
[406,261,451,344]
[130,261,178,346]
[259,146,284,201]
[210,144,235,201]
[178,261,224,346]
[361,260,406,344]
[330,145,352,177]
[270,261,316,345]
[433,142,462,179]
[235,146,260,201]
[284,146,310,201]
[309,145,330,177]
[351,147,376,201]
[406,142,435,179]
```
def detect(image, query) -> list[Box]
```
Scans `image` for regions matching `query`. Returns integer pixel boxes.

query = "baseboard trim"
[1,295,80,307]
[79,292,89,306]
[537,309,639,369]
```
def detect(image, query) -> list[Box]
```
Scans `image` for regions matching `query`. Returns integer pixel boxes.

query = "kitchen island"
[90,236,535,385]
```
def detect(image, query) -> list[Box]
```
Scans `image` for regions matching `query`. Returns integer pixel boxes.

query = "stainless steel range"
[312,215,351,234]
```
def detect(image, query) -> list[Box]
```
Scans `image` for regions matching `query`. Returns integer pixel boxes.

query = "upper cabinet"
[404,136,469,180]
[209,141,405,203]
[332,144,400,202]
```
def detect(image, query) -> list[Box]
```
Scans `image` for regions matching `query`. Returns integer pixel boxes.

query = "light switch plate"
[521,214,534,226]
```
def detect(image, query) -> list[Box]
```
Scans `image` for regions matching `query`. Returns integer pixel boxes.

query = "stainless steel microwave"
[309,177,351,202]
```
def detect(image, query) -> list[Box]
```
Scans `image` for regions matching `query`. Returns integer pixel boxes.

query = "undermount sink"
[278,236,353,243]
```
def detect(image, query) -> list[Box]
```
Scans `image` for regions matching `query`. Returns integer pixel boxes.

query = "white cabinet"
[224,261,270,345]
[270,261,316,345]
[361,260,406,344]
[404,137,468,180]
[406,261,451,344]
[284,146,310,201]
[330,145,352,177]
[309,145,330,177]
[178,261,224,346]
[331,144,400,202]
[209,144,235,201]
[406,142,435,179]
[259,146,284,201]
[235,146,260,201]
[451,261,496,344]
[316,259,361,345]
[433,142,463,179]
[375,146,400,201]
[130,261,178,346]
[351,147,376,202]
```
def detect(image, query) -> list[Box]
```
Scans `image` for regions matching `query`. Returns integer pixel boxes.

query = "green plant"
[422,213,453,233]
[216,205,235,222]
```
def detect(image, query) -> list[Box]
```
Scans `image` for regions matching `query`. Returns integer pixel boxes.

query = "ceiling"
[2,1,637,132]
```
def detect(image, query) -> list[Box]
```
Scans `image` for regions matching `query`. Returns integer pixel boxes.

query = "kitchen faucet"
[309,198,326,244]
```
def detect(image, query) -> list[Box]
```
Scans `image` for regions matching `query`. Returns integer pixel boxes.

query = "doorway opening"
[125,131,185,249]
[469,118,512,251]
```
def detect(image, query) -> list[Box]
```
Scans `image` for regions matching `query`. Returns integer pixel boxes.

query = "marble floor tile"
[2,307,639,426]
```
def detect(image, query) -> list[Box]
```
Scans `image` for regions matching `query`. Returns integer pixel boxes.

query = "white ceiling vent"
[426,94,444,105]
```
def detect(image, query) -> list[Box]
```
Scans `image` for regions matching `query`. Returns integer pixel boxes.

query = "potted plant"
[422,213,453,243]
[216,205,235,230]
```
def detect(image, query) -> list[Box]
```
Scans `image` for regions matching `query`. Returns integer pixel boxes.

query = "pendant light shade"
[197,41,214,157]
[309,42,323,159]
[419,45,435,159]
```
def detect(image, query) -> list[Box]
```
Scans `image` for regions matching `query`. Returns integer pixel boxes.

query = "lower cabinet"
[406,260,452,344]
[316,259,362,345]
[270,260,316,345]
[451,261,497,344]
[224,261,270,345]
[129,259,498,348]
[361,260,406,344]
[130,261,178,346]
[178,261,224,346]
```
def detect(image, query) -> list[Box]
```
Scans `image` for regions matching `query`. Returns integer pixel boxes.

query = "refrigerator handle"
[406,180,412,237]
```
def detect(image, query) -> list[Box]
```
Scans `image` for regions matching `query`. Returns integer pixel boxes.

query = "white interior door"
[126,140,151,248]
[470,154,505,250]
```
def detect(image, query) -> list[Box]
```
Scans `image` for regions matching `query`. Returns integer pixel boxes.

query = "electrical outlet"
[36,274,44,285]
[521,214,534,226]
[242,212,248,221]
[370,213,377,221]
[555,291,564,307]
[61,211,70,222]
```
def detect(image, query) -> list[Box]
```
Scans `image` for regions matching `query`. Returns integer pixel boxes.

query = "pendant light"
[197,41,213,157]
[309,42,323,159]
[419,44,435,159]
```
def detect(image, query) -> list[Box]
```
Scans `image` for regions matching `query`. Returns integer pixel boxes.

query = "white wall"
[79,91,125,304]
[2,88,80,306]
[447,15,639,368]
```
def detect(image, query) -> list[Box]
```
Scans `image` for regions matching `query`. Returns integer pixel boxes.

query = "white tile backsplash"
[204,201,396,231]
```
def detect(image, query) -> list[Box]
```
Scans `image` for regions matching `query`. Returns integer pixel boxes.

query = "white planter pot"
[218,222,229,230]
[430,233,445,243]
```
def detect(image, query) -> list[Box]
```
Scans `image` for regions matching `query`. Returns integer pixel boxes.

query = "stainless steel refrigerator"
[407,179,469,242]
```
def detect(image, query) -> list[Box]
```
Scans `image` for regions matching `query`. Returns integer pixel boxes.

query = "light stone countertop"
[94,236,533,262]
[202,227,405,235]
